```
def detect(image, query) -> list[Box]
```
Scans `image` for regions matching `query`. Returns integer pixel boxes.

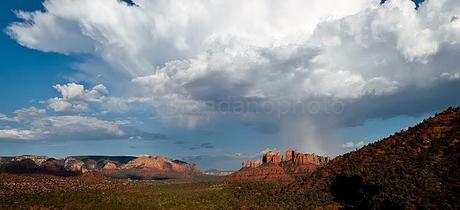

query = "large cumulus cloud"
[6,0,460,153]
[7,0,372,77]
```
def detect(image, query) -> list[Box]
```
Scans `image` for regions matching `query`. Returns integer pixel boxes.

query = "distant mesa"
[0,155,204,180]
[226,149,331,182]
[114,155,203,179]
[204,169,235,176]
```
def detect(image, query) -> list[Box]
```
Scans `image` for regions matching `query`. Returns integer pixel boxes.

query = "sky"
[0,0,459,170]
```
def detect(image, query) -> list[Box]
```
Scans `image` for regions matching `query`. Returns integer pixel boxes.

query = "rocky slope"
[226,150,331,182]
[0,155,203,180]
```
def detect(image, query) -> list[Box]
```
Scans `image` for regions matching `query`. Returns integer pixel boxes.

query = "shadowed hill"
[292,107,460,209]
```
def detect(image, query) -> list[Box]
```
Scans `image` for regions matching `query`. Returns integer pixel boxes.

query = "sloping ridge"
[296,107,460,209]
[0,155,203,180]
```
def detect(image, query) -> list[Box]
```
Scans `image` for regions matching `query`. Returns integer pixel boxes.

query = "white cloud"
[47,83,108,112]
[0,107,126,140]
[0,129,38,140]
[0,107,47,122]
[440,72,460,80]
[53,83,85,100]
[342,142,355,149]
[33,115,126,137]
[0,115,125,141]
[47,99,73,112]
[0,114,12,122]
[342,141,366,149]
[7,0,372,77]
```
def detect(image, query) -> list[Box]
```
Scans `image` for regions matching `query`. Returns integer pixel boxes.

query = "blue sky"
[0,0,73,113]
[0,0,458,170]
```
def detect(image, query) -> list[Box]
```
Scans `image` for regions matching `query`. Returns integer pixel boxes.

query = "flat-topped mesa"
[230,150,331,182]
[242,160,262,168]
[242,150,331,168]
[262,151,282,164]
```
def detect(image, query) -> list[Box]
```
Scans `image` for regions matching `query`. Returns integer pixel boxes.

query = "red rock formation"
[262,151,282,164]
[287,152,330,174]
[118,156,203,179]
[284,150,331,166]
[227,150,331,182]
[242,160,262,168]
[285,150,295,162]
[0,155,203,180]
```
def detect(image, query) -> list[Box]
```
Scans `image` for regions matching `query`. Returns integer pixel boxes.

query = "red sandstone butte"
[262,151,282,164]
[226,150,331,182]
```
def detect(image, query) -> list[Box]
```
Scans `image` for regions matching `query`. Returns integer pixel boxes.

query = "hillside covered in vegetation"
[288,107,460,209]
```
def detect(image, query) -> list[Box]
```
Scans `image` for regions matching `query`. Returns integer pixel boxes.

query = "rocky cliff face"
[293,153,330,166]
[259,150,330,166]
[262,151,282,164]
[227,150,331,182]
[284,150,296,162]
